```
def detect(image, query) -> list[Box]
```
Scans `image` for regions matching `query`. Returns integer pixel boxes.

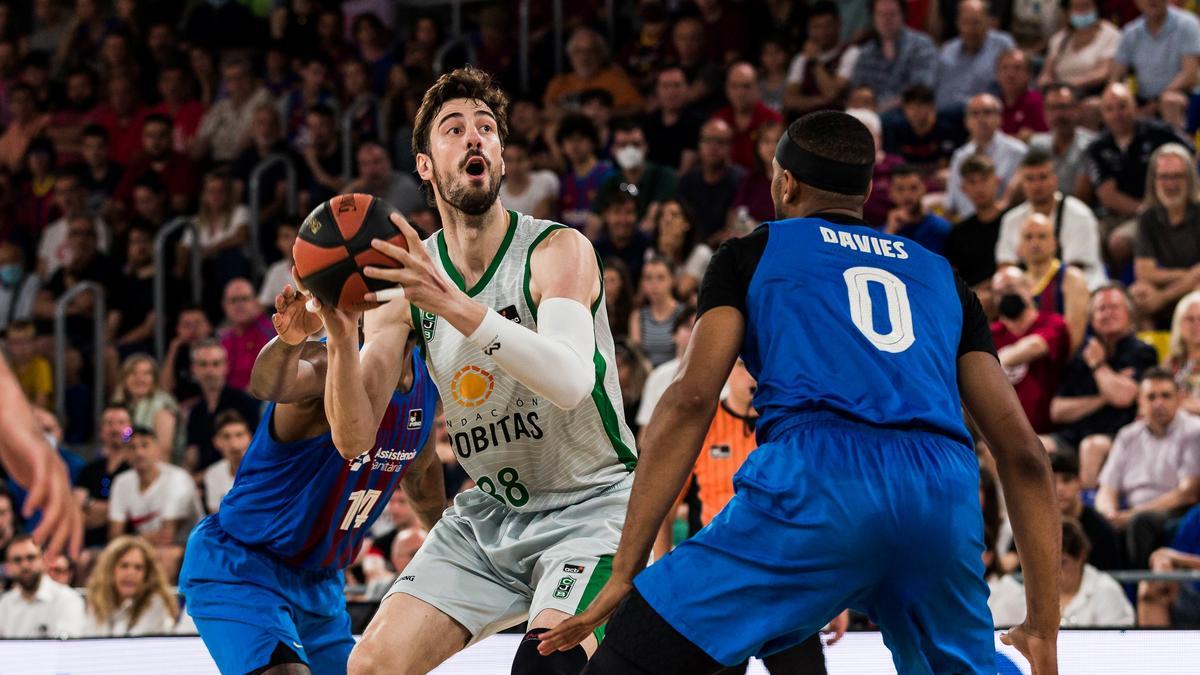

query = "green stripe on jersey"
[591,350,638,471]
[575,554,614,642]
[522,225,636,472]
[437,210,519,297]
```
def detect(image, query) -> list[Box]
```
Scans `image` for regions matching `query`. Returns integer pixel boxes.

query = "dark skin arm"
[246,284,326,403]
[247,284,330,441]
[538,307,744,655]
[401,413,448,532]
[959,350,1060,673]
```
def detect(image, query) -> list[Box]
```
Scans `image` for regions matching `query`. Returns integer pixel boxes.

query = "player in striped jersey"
[178,286,445,675]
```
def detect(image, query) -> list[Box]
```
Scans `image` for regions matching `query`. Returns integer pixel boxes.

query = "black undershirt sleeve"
[956,272,997,358]
[696,225,769,319]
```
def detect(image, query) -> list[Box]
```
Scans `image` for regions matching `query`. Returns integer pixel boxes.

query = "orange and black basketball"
[293,193,407,312]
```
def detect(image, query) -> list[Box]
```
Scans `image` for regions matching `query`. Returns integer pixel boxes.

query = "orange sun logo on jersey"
[451,365,495,407]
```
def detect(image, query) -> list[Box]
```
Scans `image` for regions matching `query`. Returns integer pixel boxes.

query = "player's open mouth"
[465,157,486,176]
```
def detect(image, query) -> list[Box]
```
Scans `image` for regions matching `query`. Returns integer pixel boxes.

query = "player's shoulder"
[713,223,770,263]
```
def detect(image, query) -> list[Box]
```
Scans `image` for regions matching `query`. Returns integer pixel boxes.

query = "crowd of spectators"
[2,0,1200,639]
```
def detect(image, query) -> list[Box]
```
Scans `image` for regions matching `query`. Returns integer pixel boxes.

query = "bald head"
[1100,83,1136,136]
[725,62,759,112]
[390,527,426,573]
[957,0,989,48]
[992,266,1033,297]
[1017,213,1057,265]
[699,118,734,170]
[965,93,1002,144]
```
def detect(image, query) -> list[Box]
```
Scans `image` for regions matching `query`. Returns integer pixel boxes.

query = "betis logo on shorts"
[553,576,575,599]
[421,310,437,343]
[451,365,495,408]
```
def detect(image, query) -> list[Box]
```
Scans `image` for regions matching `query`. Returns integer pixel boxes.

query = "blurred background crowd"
[2,0,1200,641]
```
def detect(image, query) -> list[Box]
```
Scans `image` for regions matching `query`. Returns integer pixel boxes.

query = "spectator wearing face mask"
[990,267,1073,434]
[1037,0,1120,96]
[0,242,38,331]
[594,117,677,228]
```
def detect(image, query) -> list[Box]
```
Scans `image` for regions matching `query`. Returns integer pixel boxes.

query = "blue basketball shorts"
[634,415,996,674]
[179,516,355,675]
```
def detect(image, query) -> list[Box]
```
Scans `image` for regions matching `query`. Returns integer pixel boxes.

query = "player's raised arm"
[364,214,599,410]
[312,294,413,460]
[539,305,744,654]
[401,402,447,531]
[247,283,326,403]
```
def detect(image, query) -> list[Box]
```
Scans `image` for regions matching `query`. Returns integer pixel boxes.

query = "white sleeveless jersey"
[415,210,637,512]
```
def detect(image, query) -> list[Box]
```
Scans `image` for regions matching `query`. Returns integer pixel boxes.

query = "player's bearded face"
[434,148,503,217]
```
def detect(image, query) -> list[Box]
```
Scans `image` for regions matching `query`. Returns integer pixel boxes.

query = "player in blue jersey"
[178,284,445,675]
[541,112,1063,674]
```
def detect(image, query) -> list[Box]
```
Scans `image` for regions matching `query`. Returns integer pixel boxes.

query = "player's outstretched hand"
[273,280,322,345]
[536,576,633,655]
[823,610,850,646]
[0,388,83,558]
[1001,622,1058,675]
[292,275,361,340]
[363,213,461,317]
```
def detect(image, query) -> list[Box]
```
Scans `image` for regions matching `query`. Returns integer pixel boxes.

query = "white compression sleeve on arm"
[466,297,596,410]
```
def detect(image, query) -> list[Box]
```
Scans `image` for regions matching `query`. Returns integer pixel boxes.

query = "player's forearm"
[1050,395,1105,424]
[995,448,1061,631]
[324,330,377,460]
[1097,184,1140,218]
[999,336,1049,368]
[1093,366,1138,407]
[1094,486,1120,516]
[402,441,448,532]
[463,299,596,410]
[1135,259,1188,287]
[1132,483,1199,515]
[612,383,716,580]
[248,337,305,401]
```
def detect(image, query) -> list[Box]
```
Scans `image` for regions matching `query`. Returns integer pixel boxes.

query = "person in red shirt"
[87,74,147,166]
[991,266,1072,434]
[147,64,205,155]
[114,114,199,215]
[217,278,274,392]
[997,49,1048,142]
[711,62,783,172]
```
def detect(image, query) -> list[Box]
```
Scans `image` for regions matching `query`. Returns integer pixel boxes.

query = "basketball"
[292,193,407,312]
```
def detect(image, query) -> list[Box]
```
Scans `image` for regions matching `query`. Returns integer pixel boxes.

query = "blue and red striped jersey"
[216,350,438,571]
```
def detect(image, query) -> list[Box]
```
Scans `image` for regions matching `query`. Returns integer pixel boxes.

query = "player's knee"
[511,628,587,675]
[347,637,390,675]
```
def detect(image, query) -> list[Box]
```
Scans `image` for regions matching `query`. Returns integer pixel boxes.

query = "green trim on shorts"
[575,554,614,642]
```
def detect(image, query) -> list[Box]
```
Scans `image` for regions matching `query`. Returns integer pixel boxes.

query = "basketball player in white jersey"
[345,67,637,674]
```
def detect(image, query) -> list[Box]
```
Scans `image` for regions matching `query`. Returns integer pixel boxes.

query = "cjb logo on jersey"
[446,362,544,459]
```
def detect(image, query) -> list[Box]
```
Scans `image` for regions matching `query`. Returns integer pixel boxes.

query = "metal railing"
[341,95,387,179]
[154,217,203,362]
[53,282,105,429]
[247,153,299,275]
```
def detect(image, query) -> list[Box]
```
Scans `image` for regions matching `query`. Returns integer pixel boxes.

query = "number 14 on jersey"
[340,489,382,531]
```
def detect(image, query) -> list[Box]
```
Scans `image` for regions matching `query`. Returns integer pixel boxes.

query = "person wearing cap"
[539,111,1060,675]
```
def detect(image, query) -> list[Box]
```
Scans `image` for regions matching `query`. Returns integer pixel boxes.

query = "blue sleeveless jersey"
[216,351,438,571]
[744,217,972,446]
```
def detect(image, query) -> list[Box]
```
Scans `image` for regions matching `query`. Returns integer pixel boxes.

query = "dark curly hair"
[411,66,510,205]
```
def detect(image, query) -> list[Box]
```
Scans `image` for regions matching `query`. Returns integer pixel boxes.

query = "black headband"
[775,133,874,195]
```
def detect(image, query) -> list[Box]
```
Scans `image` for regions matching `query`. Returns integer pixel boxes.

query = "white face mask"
[615,145,645,171]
